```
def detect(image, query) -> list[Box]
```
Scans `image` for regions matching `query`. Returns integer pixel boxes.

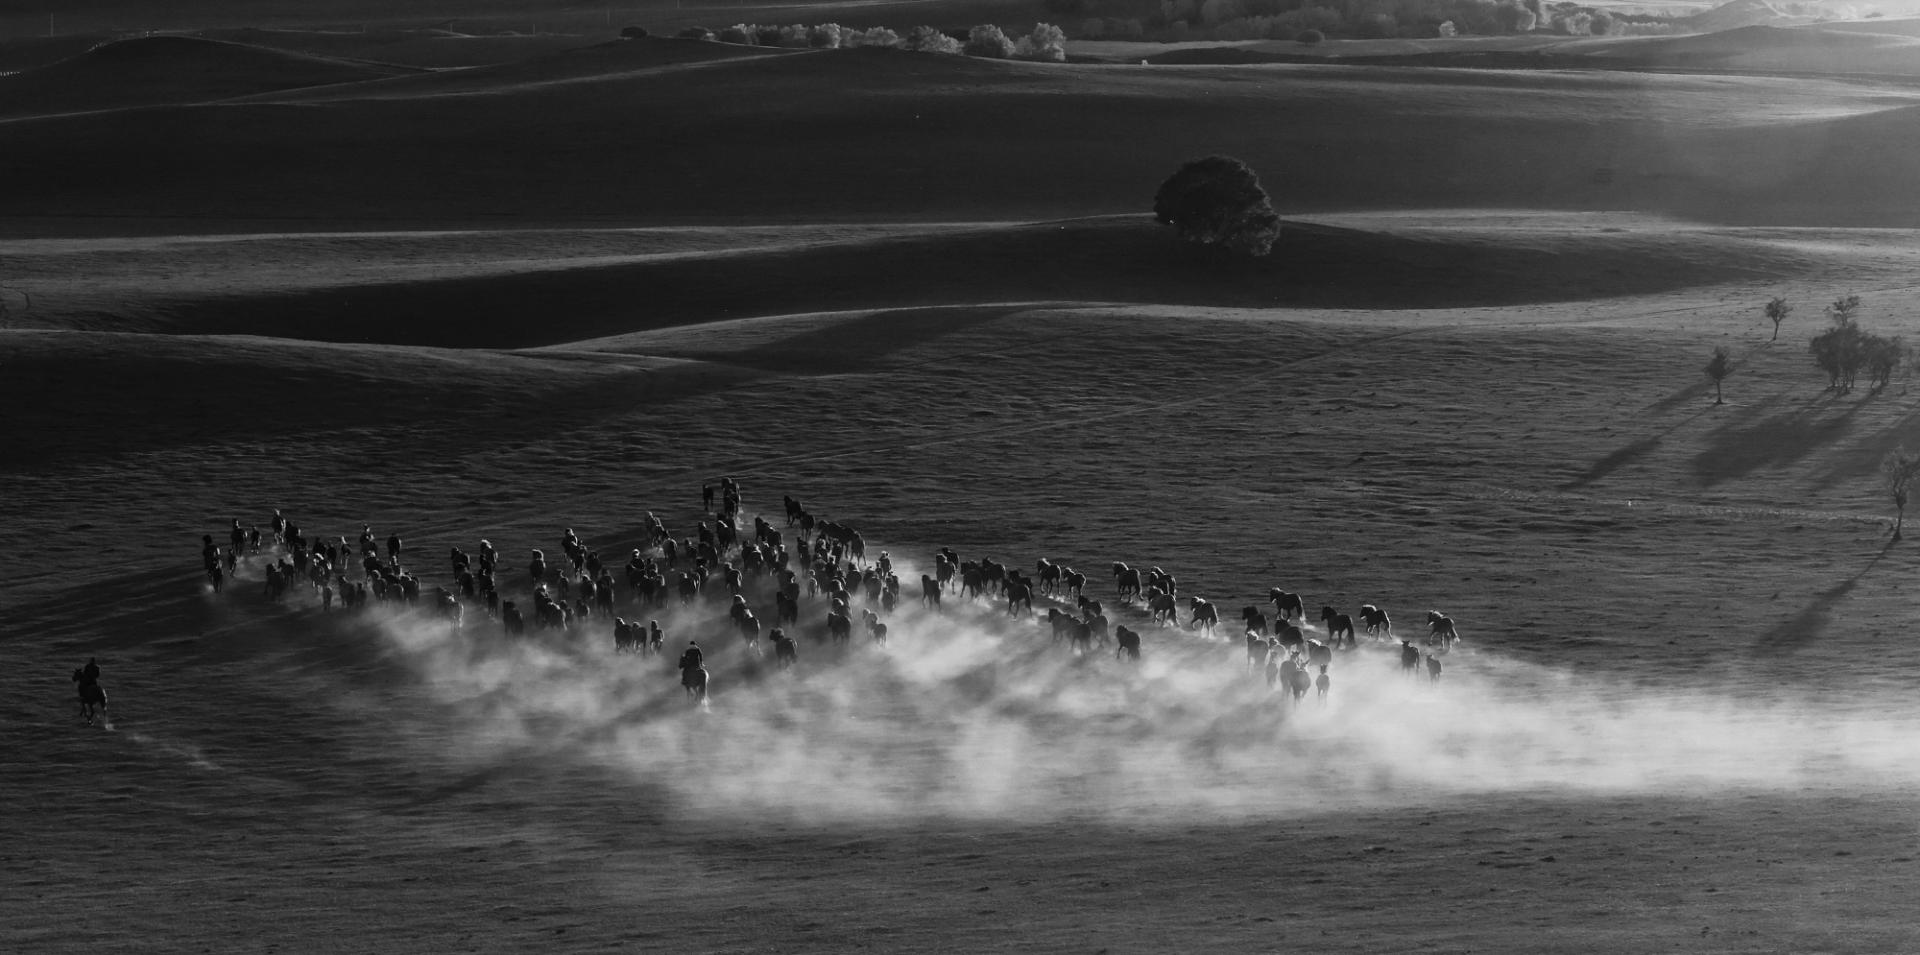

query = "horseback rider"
[80,657,100,686]
[679,641,704,672]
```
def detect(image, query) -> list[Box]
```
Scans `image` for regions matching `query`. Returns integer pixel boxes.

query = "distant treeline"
[681,22,1069,61]
[1051,0,1684,41]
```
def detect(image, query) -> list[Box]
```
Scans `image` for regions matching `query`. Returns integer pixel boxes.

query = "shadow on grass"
[1806,396,1920,492]
[1752,540,1894,652]
[1562,405,1713,489]
[1691,390,1875,487]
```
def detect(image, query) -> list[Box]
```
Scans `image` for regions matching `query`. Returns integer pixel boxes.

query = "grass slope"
[0,216,1824,345]
[3,46,1919,228]
[6,275,1920,952]
[0,34,413,118]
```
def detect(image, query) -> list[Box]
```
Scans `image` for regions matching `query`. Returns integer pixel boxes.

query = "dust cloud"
[363,556,1920,826]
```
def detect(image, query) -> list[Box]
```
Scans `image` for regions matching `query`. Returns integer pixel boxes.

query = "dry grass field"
[4,16,1920,955]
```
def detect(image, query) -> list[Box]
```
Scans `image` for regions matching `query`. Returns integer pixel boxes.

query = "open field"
[6,18,1920,955]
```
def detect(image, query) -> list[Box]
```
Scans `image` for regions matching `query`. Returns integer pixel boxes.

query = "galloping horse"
[1241,605,1268,635]
[74,671,108,725]
[1187,597,1219,636]
[1037,559,1061,595]
[1115,626,1141,661]
[1112,562,1143,603]
[1268,588,1304,621]
[1358,604,1392,640]
[1149,591,1179,626]
[1245,631,1271,672]
[1005,580,1033,617]
[1320,606,1355,649]
[681,664,709,703]
[1427,611,1460,651]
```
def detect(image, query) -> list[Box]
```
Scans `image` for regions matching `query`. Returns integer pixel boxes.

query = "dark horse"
[681,663,709,703]
[1320,606,1355,648]
[74,670,108,725]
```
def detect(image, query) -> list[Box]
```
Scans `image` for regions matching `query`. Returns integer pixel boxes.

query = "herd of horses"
[198,480,1464,711]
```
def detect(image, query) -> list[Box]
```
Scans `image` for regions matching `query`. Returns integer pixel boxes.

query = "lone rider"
[679,641,704,672]
[79,657,100,686]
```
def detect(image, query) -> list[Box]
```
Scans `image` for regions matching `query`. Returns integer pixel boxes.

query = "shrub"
[1298,27,1325,44]
[677,26,714,41]
[844,26,902,47]
[1589,10,1617,34]
[966,24,1017,57]
[1153,155,1282,257]
[905,25,964,53]
[1015,22,1069,60]
[620,26,649,39]
[717,24,754,44]
[809,23,844,47]
[754,26,784,46]
[1437,19,1458,36]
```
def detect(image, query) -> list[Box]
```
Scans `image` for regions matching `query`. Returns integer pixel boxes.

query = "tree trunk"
[1714,380,1723,405]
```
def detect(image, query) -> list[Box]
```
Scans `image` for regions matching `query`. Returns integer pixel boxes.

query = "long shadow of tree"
[1690,390,1874,487]
[1562,404,1714,489]
[1807,400,1920,492]
[1752,540,1893,653]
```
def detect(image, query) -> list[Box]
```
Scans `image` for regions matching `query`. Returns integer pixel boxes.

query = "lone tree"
[1883,447,1920,540]
[1704,346,1734,404]
[1764,296,1792,343]
[1153,156,1281,257]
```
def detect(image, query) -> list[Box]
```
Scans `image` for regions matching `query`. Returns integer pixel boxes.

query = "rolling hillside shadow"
[0,331,767,468]
[132,218,1795,348]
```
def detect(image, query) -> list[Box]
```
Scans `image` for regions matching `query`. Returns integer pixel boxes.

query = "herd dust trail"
[354,555,1918,826]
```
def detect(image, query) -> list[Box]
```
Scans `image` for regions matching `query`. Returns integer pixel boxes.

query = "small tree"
[1884,447,1920,540]
[1704,346,1734,404]
[620,25,649,39]
[1829,294,1862,324]
[1764,296,1792,343]
[1864,334,1907,392]
[1153,156,1282,257]
[1298,28,1325,45]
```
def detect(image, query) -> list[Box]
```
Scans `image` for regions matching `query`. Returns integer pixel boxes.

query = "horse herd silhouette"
[199,481,1463,709]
